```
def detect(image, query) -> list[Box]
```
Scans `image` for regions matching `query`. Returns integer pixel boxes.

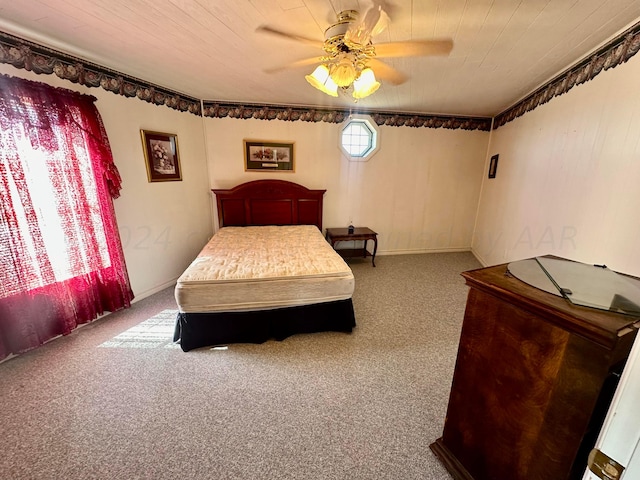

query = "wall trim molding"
[494,21,640,129]
[0,30,202,115]
[202,101,492,131]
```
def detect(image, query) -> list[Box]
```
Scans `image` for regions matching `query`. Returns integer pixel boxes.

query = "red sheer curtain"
[0,74,134,360]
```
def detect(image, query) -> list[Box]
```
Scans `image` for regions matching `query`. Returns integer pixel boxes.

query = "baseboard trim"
[131,277,178,303]
[377,247,472,256]
[469,248,489,267]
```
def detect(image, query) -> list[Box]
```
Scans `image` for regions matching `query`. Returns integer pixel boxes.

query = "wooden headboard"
[212,180,326,230]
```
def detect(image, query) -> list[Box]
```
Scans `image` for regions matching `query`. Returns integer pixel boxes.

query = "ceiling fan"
[257,1,453,100]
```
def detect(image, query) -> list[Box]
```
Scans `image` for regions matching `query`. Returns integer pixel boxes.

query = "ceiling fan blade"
[256,25,324,48]
[345,1,392,47]
[264,57,322,74]
[374,39,454,58]
[367,59,408,85]
[345,7,381,46]
[370,9,391,37]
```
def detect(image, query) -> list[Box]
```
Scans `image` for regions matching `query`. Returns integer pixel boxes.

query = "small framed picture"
[141,130,182,182]
[488,154,499,179]
[244,140,294,172]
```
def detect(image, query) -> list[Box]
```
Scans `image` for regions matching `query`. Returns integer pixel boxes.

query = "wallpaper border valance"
[202,102,492,131]
[493,21,640,129]
[0,31,202,116]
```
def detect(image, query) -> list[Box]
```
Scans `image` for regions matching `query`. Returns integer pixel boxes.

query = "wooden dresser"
[430,261,639,480]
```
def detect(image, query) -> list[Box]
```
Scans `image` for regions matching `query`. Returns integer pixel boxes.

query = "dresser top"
[463,262,639,349]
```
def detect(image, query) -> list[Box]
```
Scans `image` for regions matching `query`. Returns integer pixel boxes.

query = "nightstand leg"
[371,237,377,267]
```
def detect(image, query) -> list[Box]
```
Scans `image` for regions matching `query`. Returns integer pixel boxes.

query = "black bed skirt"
[173,299,356,352]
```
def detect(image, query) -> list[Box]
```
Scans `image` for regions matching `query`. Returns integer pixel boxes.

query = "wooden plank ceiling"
[0,0,638,116]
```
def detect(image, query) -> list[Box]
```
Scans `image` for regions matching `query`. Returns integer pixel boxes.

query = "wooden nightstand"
[326,227,378,267]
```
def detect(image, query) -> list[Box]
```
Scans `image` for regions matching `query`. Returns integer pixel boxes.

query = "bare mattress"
[174,225,355,313]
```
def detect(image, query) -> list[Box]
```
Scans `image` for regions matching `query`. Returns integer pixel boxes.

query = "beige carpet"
[0,252,481,479]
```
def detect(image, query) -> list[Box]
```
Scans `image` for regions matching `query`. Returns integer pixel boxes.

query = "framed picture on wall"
[488,154,499,179]
[141,130,182,182]
[244,140,294,172]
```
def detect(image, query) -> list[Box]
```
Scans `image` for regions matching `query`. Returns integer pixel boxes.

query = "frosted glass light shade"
[352,68,380,99]
[305,65,339,97]
[331,58,358,87]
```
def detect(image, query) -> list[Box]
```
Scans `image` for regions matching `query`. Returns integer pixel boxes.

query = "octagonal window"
[339,116,379,160]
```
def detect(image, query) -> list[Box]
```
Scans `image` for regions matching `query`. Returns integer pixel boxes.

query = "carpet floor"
[0,252,481,479]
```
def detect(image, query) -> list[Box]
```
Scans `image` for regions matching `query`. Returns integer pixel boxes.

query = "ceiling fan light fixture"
[352,68,380,99]
[305,64,339,97]
[260,7,455,103]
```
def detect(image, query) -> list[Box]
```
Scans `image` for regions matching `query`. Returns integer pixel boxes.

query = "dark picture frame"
[141,130,182,182]
[488,154,499,179]
[244,140,294,172]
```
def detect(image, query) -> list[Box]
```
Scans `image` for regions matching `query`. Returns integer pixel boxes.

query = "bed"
[173,179,356,351]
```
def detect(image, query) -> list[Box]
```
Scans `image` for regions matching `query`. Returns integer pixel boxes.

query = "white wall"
[205,117,489,254]
[473,53,640,277]
[0,64,213,299]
